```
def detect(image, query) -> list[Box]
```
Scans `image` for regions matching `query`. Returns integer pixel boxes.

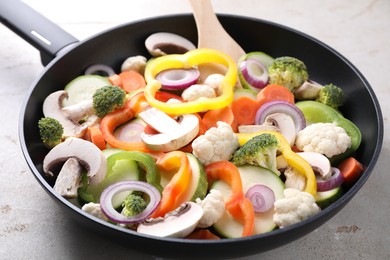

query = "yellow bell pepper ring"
[144,48,237,115]
[236,130,317,196]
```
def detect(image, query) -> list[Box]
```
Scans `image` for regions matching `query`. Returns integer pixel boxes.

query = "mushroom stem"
[53,158,83,198]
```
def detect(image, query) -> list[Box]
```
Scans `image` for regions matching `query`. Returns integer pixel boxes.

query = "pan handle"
[0,0,79,65]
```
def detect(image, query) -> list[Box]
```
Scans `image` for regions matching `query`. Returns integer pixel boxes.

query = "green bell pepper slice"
[106,151,163,193]
[295,101,361,162]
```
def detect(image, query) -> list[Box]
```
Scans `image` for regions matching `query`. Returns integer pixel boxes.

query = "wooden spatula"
[188,0,246,62]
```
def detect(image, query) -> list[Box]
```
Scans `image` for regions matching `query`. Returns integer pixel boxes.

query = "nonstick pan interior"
[17,14,383,259]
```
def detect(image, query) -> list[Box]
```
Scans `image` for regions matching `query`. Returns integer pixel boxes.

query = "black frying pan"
[0,0,383,259]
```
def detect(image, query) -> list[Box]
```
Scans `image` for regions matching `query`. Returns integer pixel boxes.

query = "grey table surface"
[0,0,389,259]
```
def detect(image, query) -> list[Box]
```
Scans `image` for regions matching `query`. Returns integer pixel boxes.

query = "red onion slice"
[239,59,269,89]
[85,64,116,76]
[156,68,200,90]
[245,184,275,213]
[113,119,145,143]
[316,167,344,192]
[100,181,161,224]
[255,100,306,133]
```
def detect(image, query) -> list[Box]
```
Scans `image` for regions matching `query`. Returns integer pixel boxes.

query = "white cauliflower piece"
[182,84,216,102]
[203,73,224,95]
[81,202,108,221]
[295,122,351,158]
[192,121,239,166]
[121,55,147,74]
[273,188,320,228]
[196,189,225,228]
[284,167,306,191]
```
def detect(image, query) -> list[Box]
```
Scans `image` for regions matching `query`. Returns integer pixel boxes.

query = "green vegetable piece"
[62,75,111,107]
[93,85,126,117]
[122,193,148,216]
[78,154,140,205]
[316,83,344,109]
[295,101,361,162]
[38,117,64,148]
[107,151,163,193]
[268,56,308,91]
[231,133,279,174]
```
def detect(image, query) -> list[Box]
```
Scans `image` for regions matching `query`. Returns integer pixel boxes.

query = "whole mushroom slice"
[263,113,296,146]
[139,107,199,152]
[43,138,107,185]
[53,158,83,198]
[137,202,204,238]
[297,152,332,179]
[145,32,196,57]
[43,90,89,138]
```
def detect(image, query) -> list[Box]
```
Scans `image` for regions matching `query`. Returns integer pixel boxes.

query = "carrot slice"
[231,96,261,126]
[87,126,106,150]
[108,74,122,86]
[202,106,238,132]
[118,70,146,93]
[338,157,364,186]
[256,84,295,108]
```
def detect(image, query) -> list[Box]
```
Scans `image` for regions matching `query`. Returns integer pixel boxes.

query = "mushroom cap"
[145,32,196,57]
[43,90,88,138]
[137,202,204,238]
[297,152,332,178]
[43,137,107,185]
[264,113,296,146]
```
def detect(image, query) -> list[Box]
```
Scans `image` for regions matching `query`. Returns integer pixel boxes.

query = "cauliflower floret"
[121,55,147,74]
[81,202,108,221]
[192,121,239,166]
[196,189,225,228]
[273,188,320,228]
[295,122,351,158]
[182,84,216,102]
[203,73,224,95]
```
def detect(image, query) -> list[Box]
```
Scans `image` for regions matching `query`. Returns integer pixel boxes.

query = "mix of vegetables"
[37,31,364,239]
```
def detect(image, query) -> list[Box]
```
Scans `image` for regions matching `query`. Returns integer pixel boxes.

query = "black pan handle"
[0,0,79,65]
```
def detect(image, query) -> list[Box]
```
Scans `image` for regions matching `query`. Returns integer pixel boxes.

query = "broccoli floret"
[316,83,344,109]
[122,193,147,217]
[268,56,309,91]
[38,117,64,148]
[93,86,126,117]
[231,133,279,174]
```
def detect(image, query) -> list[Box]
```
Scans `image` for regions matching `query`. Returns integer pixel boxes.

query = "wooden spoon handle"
[188,0,245,61]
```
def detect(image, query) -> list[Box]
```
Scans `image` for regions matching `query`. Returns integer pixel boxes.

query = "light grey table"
[0,0,389,259]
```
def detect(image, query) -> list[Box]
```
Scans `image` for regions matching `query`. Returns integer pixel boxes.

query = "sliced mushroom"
[53,158,83,198]
[61,99,95,124]
[137,202,204,238]
[263,113,296,146]
[297,152,332,179]
[145,32,196,57]
[284,167,306,191]
[294,80,323,100]
[43,137,107,185]
[139,107,199,152]
[43,90,89,138]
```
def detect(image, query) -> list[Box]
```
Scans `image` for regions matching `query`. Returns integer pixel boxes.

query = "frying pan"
[0,0,383,258]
